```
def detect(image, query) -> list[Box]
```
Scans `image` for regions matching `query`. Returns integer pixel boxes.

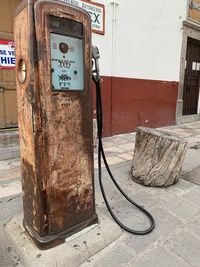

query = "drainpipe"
[110,0,119,77]
[110,0,119,135]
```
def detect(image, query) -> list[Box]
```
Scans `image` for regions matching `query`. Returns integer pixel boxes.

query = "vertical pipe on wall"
[110,0,119,77]
[110,0,119,135]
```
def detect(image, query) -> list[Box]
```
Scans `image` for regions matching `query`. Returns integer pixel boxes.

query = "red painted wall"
[92,76,178,136]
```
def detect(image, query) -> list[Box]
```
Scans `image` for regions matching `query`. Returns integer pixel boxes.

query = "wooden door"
[183,38,200,115]
[0,0,21,128]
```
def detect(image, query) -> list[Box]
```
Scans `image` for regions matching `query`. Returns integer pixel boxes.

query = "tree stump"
[131,127,188,187]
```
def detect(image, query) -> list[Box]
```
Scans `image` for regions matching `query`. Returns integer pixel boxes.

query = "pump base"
[5,211,123,267]
[23,214,98,249]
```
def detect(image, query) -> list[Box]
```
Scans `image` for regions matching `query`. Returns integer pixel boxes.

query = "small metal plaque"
[50,33,84,91]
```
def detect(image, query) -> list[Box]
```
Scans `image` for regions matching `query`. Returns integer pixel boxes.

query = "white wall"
[92,0,188,81]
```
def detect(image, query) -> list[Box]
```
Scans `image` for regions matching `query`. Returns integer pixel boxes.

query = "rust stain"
[15,0,96,245]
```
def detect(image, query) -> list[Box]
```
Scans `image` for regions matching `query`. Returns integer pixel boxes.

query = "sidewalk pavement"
[0,122,200,267]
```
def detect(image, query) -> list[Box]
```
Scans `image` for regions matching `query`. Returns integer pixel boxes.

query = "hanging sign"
[188,0,200,24]
[62,0,105,34]
[0,40,15,69]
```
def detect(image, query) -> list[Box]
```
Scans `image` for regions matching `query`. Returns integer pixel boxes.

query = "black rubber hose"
[94,78,155,235]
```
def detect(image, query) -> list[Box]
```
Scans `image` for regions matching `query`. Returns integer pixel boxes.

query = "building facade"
[0,0,200,136]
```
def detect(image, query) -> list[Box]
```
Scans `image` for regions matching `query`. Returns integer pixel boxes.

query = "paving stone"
[150,207,183,237]
[181,166,200,186]
[10,160,20,168]
[184,213,200,237]
[0,222,23,267]
[134,246,190,267]
[0,195,23,221]
[164,231,200,267]
[106,136,131,145]
[94,160,105,170]
[119,153,133,161]
[0,168,21,182]
[0,181,22,198]
[101,141,115,148]
[103,156,126,166]
[104,197,153,231]
[0,161,10,166]
[176,178,196,191]
[96,165,143,195]
[80,237,136,267]
[123,133,136,141]
[161,196,199,221]
[179,186,200,208]
[130,191,159,209]
[144,185,181,202]
[0,163,10,171]
[0,146,20,161]
[182,148,200,173]
[118,143,135,152]
[173,131,194,137]
[104,146,125,154]
[120,231,159,255]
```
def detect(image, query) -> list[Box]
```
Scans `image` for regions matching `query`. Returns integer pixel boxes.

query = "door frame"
[176,19,200,124]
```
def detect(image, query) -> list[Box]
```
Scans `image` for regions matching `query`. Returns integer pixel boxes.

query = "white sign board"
[0,40,15,69]
[62,0,105,34]
[50,33,84,90]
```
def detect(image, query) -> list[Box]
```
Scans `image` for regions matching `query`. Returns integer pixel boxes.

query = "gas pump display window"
[50,33,84,91]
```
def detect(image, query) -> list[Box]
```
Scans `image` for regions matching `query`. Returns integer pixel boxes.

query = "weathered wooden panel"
[2,69,15,83]
[4,90,18,127]
[0,92,5,128]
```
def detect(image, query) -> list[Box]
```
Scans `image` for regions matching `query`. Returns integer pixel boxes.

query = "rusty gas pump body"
[15,0,97,247]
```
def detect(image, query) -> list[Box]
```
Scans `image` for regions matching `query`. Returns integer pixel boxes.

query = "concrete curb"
[5,210,123,267]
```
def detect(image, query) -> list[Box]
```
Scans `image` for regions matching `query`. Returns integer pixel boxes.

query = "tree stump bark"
[131,127,188,187]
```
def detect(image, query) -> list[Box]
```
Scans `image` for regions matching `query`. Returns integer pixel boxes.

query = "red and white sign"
[62,0,105,35]
[0,40,15,69]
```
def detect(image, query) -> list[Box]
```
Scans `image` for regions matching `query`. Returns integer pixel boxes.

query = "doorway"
[183,37,200,115]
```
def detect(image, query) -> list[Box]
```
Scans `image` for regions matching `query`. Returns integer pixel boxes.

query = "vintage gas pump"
[15,0,97,247]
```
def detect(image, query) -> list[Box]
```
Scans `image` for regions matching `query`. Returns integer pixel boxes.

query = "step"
[0,129,19,148]
[0,146,20,161]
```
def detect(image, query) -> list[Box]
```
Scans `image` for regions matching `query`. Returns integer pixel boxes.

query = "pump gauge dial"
[59,42,69,54]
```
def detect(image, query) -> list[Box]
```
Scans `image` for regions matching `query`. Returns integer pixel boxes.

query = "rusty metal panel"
[15,0,96,247]
[15,1,48,237]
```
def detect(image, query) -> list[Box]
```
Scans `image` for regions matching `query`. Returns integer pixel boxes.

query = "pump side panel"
[35,2,96,234]
[15,4,47,236]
